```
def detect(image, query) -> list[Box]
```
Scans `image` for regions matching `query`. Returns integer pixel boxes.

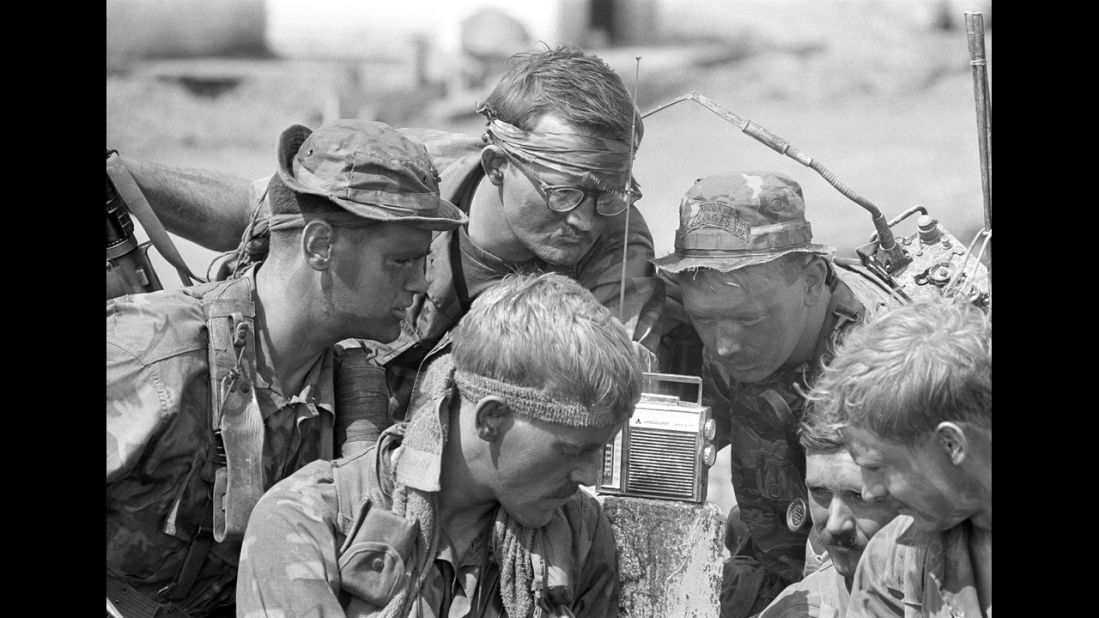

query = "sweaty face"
[490,413,620,528]
[805,451,899,579]
[680,267,812,383]
[329,221,431,343]
[843,426,974,535]
[498,114,627,267]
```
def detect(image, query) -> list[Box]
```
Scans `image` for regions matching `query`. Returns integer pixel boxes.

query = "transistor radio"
[596,372,717,503]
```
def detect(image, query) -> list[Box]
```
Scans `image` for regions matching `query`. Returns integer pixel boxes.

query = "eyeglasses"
[503,151,639,217]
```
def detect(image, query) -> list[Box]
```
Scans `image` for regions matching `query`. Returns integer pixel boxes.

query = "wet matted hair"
[451,272,642,425]
[807,299,991,446]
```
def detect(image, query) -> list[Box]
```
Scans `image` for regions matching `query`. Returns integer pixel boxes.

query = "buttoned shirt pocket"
[339,541,409,606]
[336,498,419,609]
[754,446,804,503]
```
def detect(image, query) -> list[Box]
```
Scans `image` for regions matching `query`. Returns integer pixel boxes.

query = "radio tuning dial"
[703,419,717,441]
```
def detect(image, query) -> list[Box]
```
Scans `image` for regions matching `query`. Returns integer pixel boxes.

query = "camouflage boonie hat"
[276,119,467,231]
[652,171,834,274]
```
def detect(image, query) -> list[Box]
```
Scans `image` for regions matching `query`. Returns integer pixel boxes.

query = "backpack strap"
[200,276,265,544]
[807,268,868,377]
[437,152,480,316]
[448,230,473,315]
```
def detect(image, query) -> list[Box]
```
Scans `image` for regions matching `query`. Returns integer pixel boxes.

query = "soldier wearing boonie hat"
[653,171,833,274]
[107,119,464,617]
[111,47,666,454]
[265,119,467,232]
[653,171,900,618]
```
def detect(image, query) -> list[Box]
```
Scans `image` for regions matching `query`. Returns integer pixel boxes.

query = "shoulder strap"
[833,258,909,307]
[200,277,264,543]
[823,258,911,356]
[439,155,481,315]
[806,268,870,374]
[448,230,473,315]
[106,152,204,287]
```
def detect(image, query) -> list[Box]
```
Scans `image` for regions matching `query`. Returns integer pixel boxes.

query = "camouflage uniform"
[235,128,660,427]
[847,515,988,618]
[708,265,895,572]
[652,172,900,618]
[755,554,850,618]
[107,120,467,616]
[106,267,335,616]
[236,402,620,617]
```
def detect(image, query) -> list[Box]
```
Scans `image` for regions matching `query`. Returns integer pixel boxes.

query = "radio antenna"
[964,11,991,279]
[618,57,641,322]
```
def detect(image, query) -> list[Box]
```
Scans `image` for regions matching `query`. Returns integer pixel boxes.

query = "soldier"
[235,273,640,617]
[652,171,902,617]
[114,45,661,449]
[815,300,992,618]
[755,403,900,617]
[106,120,466,617]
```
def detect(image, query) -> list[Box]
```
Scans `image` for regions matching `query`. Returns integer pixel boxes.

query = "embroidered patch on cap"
[683,200,752,240]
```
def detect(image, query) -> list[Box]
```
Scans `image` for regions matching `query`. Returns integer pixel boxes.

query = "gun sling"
[106,152,203,287]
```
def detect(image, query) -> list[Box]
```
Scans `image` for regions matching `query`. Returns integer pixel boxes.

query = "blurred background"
[107,0,992,522]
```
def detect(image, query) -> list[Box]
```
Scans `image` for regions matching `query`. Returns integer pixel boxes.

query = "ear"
[934,422,968,465]
[301,219,334,271]
[480,146,508,186]
[474,396,512,442]
[802,258,828,306]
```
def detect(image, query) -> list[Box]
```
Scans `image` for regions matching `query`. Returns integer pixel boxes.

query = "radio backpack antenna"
[618,57,641,321]
[964,11,992,280]
[641,91,910,278]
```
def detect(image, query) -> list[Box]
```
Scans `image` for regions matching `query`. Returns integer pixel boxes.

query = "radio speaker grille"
[625,428,697,498]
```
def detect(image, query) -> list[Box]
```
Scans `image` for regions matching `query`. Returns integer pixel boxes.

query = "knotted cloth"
[484,119,639,195]
[381,354,579,618]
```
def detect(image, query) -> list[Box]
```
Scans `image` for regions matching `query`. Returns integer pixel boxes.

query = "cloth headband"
[484,119,638,192]
[453,369,623,429]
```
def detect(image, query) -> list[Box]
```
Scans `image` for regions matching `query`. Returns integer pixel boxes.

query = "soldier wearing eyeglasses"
[362,46,657,434]
[114,45,661,449]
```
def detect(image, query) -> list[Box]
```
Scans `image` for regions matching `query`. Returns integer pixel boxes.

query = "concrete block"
[599,495,725,618]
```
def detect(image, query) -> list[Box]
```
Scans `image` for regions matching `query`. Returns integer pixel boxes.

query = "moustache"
[819,530,866,552]
[558,228,591,242]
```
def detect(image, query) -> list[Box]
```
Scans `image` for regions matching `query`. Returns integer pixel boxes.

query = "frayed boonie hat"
[652,171,834,274]
[275,119,467,231]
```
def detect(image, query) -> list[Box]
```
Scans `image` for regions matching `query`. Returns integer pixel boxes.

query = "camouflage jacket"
[236,429,620,617]
[106,269,335,616]
[847,516,989,618]
[704,262,899,586]
[756,555,850,618]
